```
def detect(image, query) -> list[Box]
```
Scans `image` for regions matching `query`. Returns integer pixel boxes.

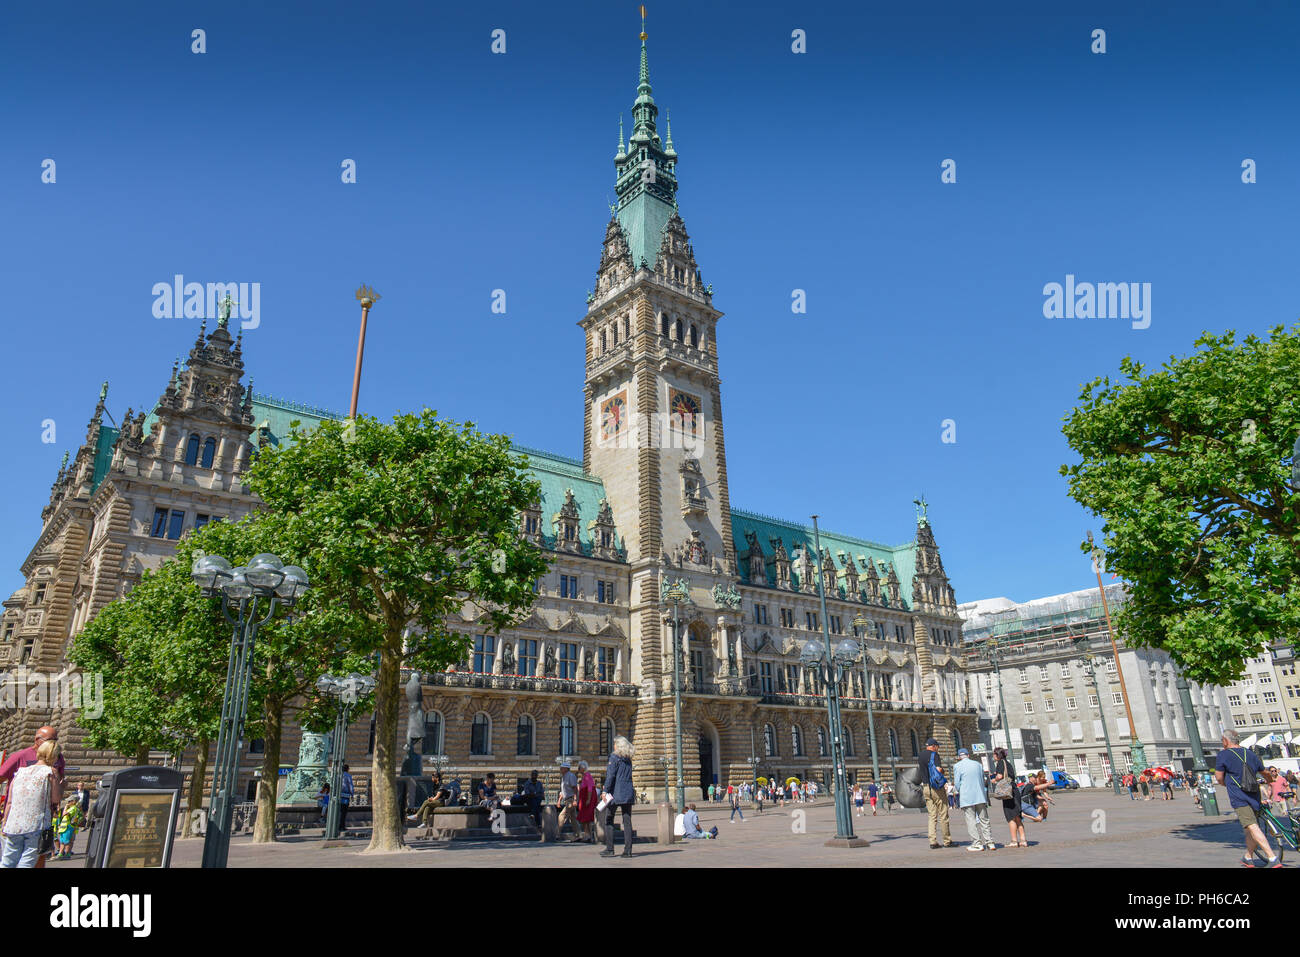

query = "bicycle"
[1258,804,1299,863]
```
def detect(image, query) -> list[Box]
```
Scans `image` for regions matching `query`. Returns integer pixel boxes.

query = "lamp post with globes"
[851,613,881,787]
[317,672,376,840]
[663,578,691,813]
[806,515,868,847]
[191,553,309,869]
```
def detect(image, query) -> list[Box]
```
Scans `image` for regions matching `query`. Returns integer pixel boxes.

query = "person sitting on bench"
[407,773,455,825]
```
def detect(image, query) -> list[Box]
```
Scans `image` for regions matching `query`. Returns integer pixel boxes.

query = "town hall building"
[1,20,977,803]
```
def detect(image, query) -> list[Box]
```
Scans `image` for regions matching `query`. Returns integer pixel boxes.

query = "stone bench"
[410,805,540,840]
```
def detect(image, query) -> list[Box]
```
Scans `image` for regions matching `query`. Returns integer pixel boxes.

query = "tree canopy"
[1060,325,1300,685]
[246,409,551,850]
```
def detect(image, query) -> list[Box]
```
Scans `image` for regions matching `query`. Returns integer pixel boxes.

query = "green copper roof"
[250,392,341,446]
[510,445,623,558]
[613,12,678,270]
[730,508,919,608]
[90,426,120,493]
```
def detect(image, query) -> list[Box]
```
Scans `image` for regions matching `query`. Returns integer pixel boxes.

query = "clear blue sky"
[4,0,1297,604]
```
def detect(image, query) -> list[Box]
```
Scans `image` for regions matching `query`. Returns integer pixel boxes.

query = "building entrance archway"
[697,721,721,800]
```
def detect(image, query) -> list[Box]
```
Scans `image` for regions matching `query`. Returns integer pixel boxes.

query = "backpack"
[1229,748,1259,794]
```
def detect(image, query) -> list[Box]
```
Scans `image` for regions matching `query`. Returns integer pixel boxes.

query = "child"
[54,797,84,860]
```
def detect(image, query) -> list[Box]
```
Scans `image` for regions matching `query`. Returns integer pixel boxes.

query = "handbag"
[37,774,55,856]
[992,761,1014,801]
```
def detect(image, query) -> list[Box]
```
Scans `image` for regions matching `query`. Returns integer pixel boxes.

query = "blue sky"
[3,0,1297,604]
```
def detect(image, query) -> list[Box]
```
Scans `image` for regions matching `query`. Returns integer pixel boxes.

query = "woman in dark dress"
[992,747,1025,848]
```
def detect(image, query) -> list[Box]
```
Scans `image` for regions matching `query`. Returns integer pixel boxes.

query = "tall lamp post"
[191,553,309,868]
[349,284,381,419]
[1087,531,1146,770]
[1073,642,1121,795]
[981,634,1017,766]
[851,614,881,787]
[663,579,691,813]
[1174,670,1216,814]
[317,672,376,840]
[807,515,868,847]
[747,726,761,802]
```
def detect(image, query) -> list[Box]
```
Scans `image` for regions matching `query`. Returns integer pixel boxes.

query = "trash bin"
[1200,782,1219,817]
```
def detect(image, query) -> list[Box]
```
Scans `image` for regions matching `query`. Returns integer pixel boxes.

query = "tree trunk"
[366,634,403,852]
[183,738,210,838]
[253,692,284,844]
[133,745,149,766]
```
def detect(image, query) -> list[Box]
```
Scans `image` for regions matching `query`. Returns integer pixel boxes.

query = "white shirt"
[560,770,578,800]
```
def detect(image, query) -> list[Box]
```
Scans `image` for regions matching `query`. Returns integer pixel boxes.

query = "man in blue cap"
[919,737,954,848]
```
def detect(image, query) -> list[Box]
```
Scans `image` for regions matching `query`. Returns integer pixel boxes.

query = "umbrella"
[1240,733,1259,748]
[1257,732,1284,746]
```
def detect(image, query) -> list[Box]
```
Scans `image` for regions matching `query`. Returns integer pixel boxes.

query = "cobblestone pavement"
[53,788,1284,868]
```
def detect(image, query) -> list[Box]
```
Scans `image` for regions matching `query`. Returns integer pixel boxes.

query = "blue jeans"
[730,804,744,821]
[1,831,42,868]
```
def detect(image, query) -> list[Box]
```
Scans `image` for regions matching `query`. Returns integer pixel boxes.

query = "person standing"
[1139,771,1151,800]
[992,747,1026,848]
[576,760,598,843]
[0,726,66,869]
[729,785,746,823]
[954,747,994,851]
[1214,729,1280,867]
[600,736,636,859]
[1127,773,1138,801]
[853,784,864,817]
[920,737,954,849]
[557,761,580,841]
[1,739,61,868]
[882,781,894,813]
[707,782,716,805]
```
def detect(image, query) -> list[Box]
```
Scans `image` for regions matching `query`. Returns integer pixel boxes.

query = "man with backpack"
[1214,728,1280,868]
[920,737,955,849]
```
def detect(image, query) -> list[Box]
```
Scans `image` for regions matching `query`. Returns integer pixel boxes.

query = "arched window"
[559,716,576,756]
[844,727,855,757]
[674,317,683,341]
[422,711,443,755]
[763,723,777,757]
[817,726,828,757]
[600,718,614,756]
[689,324,699,348]
[888,728,899,758]
[201,437,217,468]
[660,314,669,337]
[471,713,491,755]
[791,724,804,757]
[952,728,963,751]
[516,714,534,756]
[184,434,200,466]
[909,730,919,757]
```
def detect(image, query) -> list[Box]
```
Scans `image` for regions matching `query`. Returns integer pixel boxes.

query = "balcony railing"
[759,692,977,714]
[426,671,639,698]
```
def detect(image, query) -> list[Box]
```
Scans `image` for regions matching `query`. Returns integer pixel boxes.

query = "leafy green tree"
[1061,326,1300,685]
[247,410,551,851]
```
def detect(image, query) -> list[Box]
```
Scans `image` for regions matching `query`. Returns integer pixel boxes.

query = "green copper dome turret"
[613,7,679,271]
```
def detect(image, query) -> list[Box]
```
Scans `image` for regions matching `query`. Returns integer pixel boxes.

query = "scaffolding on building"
[962,584,1127,661]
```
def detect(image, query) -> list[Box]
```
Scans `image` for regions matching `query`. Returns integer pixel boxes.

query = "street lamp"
[851,614,881,788]
[747,726,762,802]
[1173,670,1216,815]
[317,672,376,840]
[806,515,868,847]
[1087,531,1146,770]
[191,552,309,868]
[1073,644,1121,795]
[663,579,690,813]
[980,634,1018,767]
[349,284,381,419]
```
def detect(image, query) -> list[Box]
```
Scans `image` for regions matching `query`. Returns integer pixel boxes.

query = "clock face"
[669,388,701,424]
[600,392,627,441]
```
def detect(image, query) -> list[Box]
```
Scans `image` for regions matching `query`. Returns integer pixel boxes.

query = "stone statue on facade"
[544,646,557,677]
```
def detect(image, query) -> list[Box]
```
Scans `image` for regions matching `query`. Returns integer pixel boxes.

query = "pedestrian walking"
[599,735,636,859]
[920,737,954,849]
[577,760,598,843]
[557,760,580,841]
[53,797,82,860]
[867,779,879,815]
[1214,729,1280,867]
[754,783,764,814]
[954,747,994,851]
[729,786,746,823]
[946,779,957,809]
[882,781,894,813]
[338,764,354,831]
[1139,772,1151,800]
[992,747,1026,848]
[853,784,864,817]
[1,738,61,868]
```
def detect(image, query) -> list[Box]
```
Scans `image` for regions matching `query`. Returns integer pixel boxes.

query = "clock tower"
[581,12,743,795]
